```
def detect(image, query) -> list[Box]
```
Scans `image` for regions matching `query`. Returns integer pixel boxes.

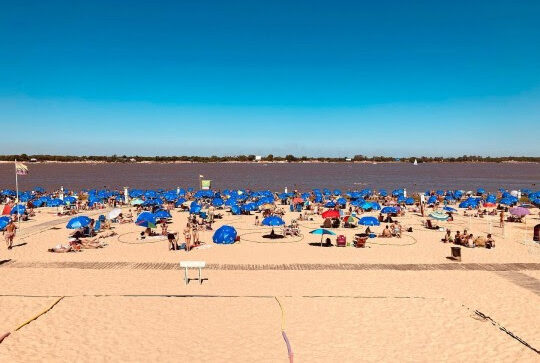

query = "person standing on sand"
[4,219,17,249]
[191,227,199,247]
[184,224,192,251]
[208,206,215,222]
[499,210,505,228]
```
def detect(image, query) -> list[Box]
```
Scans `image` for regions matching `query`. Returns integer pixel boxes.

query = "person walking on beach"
[4,219,17,249]
[499,210,505,228]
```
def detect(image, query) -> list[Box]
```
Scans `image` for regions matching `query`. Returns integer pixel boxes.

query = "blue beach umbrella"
[189,202,202,214]
[310,228,336,236]
[360,202,373,210]
[0,216,10,230]
[154,210,172,219]
[212,198,224,207]
[135,212,157,228]
[427,196,438,205]
[66,216,92,229]
[48,199,65,207]
[358,216,380,226]
[324,201,336,208]
[213,225,237,244]
[262,216,285,226]
[370,202,381,211]
[63,196,77,204]
[174,198,187,207]
[381,206,398,214]
[10,205,26,215]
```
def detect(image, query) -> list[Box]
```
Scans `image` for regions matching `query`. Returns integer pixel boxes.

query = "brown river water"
[0,162,538,193]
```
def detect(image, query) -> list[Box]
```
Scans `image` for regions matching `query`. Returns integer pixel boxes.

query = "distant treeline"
[0,154,538,163]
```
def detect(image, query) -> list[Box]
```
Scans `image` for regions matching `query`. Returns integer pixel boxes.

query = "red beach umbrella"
[322,210,340,219]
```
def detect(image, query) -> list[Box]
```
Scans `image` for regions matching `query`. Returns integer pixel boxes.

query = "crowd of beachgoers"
[1,186,539,253]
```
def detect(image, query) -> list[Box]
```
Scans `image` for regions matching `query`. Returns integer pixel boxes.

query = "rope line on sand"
[116,232,168,244]
[1,296,66,345]
[274,297,294,363]
[15,296,65,331]
[466,307,539,355]
[1,294,536,354]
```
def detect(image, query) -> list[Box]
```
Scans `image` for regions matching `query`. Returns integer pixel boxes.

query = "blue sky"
[1,0,539,157]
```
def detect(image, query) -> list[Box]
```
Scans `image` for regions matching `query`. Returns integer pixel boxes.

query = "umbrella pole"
[321,234,323,247]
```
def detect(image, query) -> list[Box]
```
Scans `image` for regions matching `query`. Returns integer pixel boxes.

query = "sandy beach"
[1,203,539,362]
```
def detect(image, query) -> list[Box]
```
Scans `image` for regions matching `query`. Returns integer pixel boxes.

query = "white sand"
[0,206,539,361]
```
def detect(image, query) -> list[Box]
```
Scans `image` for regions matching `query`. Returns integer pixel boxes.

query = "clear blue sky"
[1,0,539,157]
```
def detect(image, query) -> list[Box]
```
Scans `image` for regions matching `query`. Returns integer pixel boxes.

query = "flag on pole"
[15,162,28,175]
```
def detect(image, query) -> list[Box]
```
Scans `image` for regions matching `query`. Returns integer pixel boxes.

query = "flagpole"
[14,158,20,228]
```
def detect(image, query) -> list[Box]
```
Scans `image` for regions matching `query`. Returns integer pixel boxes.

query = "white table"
[180,261,206,284]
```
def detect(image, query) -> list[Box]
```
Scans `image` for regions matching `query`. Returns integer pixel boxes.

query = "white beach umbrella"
[107,208,122,220]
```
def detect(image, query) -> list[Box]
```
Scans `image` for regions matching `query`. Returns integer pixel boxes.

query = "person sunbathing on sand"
[48,244,74,253]
[379,225,392,238]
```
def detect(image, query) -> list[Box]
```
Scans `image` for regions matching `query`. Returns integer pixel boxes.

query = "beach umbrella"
[360,202,373,210]
[322,210,340,219]
[429,211,449,221]
[154,209,172,219]
[370,202,381,211]
[241,203,257,212]
[212,198,224,207]
[212,225,237,244]
[63,196,77,204]
[48,199,65,207]
[509,207,530,217]
[499,197,516,206]
[130,198,144,206]
[358,216,380,226]
[378,189,388,197]
[310,228,336,246]
[427,196,438,205]
[0,216,10,230]
[381,206,398,214]
[190,202,202,214]
[324,201,336,208]
[135,212,156,228]
[144,190,158,199]
[107,208,122,220]
[66,216,92,229]
[262,215,285,226]
[174,198,187,207]
[342,215,358,225]
[405,197,415,205]
[10,205,26,215]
